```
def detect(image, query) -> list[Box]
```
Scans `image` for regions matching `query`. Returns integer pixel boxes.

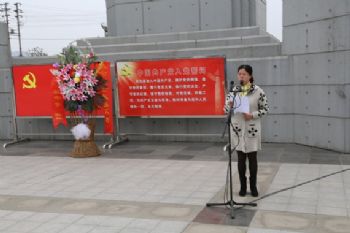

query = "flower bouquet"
[51,46,107,157]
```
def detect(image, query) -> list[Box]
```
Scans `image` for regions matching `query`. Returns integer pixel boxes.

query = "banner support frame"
[103,62,129,149]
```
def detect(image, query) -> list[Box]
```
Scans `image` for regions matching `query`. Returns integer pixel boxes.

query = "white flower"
[71,123,91,140]
[75,72,81,78]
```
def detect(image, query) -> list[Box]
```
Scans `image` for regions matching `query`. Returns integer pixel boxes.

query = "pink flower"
[53,62,100,103]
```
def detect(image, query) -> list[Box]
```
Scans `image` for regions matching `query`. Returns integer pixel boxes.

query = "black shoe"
[239,189,246,197]
[250,186,259,197]
[239,177,247,196]
[250,176,259,197]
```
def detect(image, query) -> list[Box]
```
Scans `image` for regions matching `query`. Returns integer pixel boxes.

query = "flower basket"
[70,120,101,158]
[51,45,107,158]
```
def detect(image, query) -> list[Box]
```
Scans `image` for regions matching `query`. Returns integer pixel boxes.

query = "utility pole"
[0,2,10,27]
[14,2,23,57]
[0,2,11,40]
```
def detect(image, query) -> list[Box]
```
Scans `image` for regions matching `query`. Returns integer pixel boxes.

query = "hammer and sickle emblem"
[121,64,132,78]
[23,72,37,89]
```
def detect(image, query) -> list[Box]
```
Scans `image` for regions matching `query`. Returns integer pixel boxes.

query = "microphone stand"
[206,90,257,219]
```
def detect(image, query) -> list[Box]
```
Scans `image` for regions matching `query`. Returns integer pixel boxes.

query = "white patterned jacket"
[224,85,269,153]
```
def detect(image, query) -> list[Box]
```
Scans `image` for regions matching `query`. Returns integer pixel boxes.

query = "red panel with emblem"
[13,64,54,116]
[12,64,114,118]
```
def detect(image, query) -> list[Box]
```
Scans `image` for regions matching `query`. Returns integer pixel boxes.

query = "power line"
[23,23,103,28]
[24,14,105,18]
[19,38,76,41]
[22,18,105,24]
[23,9,105,15]
[4,1,105,54]
[23,20,104,24]
[23,4,104,14]
[23,17,105,22]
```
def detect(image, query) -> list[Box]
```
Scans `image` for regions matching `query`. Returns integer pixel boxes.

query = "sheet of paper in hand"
[231,96,250,114]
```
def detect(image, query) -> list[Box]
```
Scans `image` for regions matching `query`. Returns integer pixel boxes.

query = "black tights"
[237,151,258,186]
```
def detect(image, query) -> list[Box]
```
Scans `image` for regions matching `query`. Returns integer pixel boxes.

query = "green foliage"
[59,46,82,65]
[65,100,79,112]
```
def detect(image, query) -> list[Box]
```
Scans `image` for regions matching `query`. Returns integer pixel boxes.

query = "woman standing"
[224,65,269,197]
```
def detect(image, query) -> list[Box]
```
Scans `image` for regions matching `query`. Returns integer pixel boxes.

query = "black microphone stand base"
[206,200,257,219]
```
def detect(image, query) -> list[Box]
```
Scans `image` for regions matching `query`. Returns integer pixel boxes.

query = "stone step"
[88,35,277,54]
[97,43,281,62]
[77,26,262,46]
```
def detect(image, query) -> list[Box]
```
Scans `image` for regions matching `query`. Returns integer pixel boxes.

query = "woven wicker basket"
[70,121,101,158]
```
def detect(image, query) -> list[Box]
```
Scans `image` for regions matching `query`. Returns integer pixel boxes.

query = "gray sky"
[266,0,282,40]
[2,0,282,55]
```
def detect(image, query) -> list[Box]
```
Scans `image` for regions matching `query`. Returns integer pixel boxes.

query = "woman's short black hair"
[238,64,254,83]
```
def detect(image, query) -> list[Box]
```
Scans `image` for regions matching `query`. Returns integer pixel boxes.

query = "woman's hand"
[229,101,234,108]
[243,113,253,121]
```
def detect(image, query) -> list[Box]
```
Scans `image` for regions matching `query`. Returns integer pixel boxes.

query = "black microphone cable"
[233,167,350,211]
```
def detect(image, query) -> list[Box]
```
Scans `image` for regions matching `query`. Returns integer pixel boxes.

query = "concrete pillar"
[0,22,14,139]
[105,0,267,36]
[248,0,266,32]
[249,0,256,26]
[0,23,11,67]
[241,0,250,27]
[232,0,242,27]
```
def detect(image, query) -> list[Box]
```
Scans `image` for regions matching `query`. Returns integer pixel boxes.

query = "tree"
[27,47,48,57]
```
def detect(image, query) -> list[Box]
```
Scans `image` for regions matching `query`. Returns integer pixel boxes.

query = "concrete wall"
[283,0,350,153]
[105,0,266,36]
[0,23,14,140]
[226,56,294,144]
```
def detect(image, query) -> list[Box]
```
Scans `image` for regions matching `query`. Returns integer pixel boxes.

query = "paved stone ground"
[0,140,349,233]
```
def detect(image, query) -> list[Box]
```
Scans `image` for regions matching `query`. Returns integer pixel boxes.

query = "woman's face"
[237,68,251,85]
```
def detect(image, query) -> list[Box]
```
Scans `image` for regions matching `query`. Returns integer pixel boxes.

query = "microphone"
[229,81,242,93]
[229,81,234,92]
[233,85,242,93]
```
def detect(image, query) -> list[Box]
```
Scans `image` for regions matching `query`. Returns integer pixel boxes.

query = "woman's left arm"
[252,89,269,119]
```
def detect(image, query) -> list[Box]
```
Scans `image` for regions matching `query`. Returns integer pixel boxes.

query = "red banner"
[96,62,114,134]
[117,57,226,116]
[51,78,67,128]
[12,63,114,133]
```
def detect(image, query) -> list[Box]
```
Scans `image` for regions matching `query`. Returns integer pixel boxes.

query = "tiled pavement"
[0,140,350,233]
